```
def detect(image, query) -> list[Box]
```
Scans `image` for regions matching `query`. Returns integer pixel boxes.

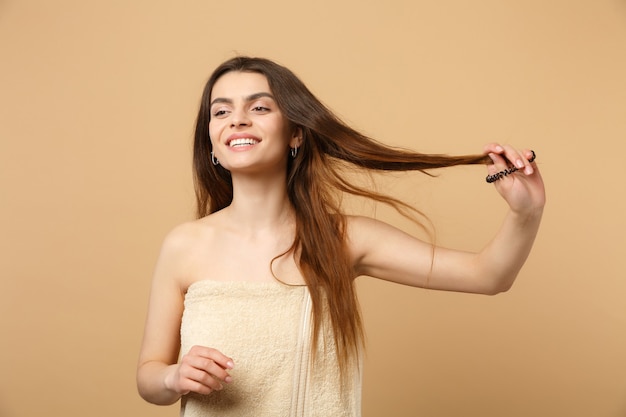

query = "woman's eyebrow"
[210,92,275,107]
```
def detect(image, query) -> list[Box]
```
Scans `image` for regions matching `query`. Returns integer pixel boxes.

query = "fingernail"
[225,376,233,384]
[516,159,524,168]
[525,166,533,175]
[227,361,235,369]
[496,146,503,152]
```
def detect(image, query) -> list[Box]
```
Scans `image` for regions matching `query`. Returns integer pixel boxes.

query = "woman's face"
[208,71,300,174]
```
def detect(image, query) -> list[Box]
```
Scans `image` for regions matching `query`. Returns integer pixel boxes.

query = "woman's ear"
[290,126,303,148]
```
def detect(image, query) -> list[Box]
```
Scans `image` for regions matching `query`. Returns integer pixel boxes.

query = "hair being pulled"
[193,56,491,378]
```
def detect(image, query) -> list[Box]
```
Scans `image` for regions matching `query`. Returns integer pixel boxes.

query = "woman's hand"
[484,143,546,215]
[164,345,234,396]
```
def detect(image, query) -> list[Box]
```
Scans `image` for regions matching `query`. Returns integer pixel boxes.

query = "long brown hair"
[193,56,491,375]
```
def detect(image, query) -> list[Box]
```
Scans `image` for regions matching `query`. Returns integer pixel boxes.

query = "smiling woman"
[207,72,301,175]
[136,56,544,416]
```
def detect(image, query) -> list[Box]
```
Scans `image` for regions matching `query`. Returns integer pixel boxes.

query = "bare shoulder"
[346,214,427,242]
[345,214,434,281]
[345,214,391,241]
[344,215,391,260]
[345,214,378,227]
[155,214,224,291]
[161,217,218,253]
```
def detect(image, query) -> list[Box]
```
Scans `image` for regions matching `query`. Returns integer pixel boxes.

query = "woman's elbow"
[484,277,516,295]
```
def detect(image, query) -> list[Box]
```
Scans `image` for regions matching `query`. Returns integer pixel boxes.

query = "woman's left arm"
[349,144,545,295]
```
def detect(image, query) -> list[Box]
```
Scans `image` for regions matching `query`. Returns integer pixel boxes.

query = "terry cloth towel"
[179,280,361,417]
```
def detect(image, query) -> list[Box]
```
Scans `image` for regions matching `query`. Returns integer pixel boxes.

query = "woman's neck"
[225,172,294,233]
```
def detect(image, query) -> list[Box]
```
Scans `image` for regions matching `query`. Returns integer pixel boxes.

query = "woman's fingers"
[482,143,545,213]
[189,346,234,382]
[485,143,535,178]
[169,345,235,396]
[188,345,235,373]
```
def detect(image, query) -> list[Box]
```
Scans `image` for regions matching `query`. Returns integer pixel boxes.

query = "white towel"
[179,280,361,417]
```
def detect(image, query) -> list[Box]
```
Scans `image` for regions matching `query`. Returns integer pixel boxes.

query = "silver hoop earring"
[290,146,298,158]
[211,151,220,166]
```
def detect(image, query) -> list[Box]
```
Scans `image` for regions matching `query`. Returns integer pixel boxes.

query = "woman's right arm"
[136,228,234,405]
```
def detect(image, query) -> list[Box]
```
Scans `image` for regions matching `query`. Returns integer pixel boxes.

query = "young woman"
[137,57,545,416]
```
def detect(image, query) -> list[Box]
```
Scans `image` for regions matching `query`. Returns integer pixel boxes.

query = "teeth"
[229,138,258,147]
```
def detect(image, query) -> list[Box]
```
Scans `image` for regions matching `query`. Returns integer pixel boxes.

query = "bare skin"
[136,72,545,405]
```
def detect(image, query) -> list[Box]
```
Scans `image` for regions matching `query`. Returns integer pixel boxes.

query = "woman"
[137,57,545,416]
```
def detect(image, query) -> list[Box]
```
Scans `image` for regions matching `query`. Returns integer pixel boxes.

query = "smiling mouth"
[228,138,259,147]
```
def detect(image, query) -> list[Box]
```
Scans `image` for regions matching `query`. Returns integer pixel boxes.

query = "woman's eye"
[212,109,228,117]
[252,106,270,112]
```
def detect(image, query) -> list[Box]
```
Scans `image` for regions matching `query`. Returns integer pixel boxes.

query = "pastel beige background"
[1,1,625,416]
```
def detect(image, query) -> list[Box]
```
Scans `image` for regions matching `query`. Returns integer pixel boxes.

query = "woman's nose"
[230,109,250,127]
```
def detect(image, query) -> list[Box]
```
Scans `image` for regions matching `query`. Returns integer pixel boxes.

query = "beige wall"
[1,1,625,416]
